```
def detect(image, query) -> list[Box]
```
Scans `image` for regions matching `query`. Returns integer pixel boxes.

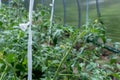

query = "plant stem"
[49,0,55,44]
[0,65,8,80]
[53,29,87,80]
[59,74,80,77]
[53,36,77,80]
[0,59,17,80]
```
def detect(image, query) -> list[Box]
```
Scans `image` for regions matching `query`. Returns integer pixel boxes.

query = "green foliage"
[0,2,120,80]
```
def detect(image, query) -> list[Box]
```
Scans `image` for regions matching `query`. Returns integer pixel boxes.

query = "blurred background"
[1,0,120,42]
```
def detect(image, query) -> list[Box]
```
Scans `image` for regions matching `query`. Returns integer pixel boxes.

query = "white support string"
[0,0,1,8]
[49,0,55,43]
[50,0,55,32]
[19,0,34,80]
[28,0,34,80]
[86,0,89,25]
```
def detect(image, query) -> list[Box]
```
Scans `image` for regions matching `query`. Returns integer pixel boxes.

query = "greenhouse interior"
[0,0,120,80]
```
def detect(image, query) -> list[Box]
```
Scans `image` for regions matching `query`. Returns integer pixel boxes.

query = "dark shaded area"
[87,37,120,54]
[33,69,44,79]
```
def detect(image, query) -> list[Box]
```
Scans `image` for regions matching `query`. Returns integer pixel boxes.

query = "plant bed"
[0,3,120,80]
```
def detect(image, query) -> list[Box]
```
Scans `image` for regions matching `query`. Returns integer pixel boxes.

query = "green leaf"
[41,10,45,16]
[42,66,48,72]
[22,58,27,65]
[86,62,97,71]
[0,63,3,68]
[6,53,16,63]
[52,60,59,64]
[116,64,120,70]
[112,73,120,79]
[110,59,117,64]
[0,21,3,25]
[80,73,89,80]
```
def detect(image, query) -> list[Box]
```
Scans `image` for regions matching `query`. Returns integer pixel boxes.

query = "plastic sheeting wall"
[34,0,120,42]
[1,0,120,41]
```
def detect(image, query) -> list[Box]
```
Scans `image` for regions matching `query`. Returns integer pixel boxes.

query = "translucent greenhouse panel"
[65,0,78,26]
[100,0,120,41]
[54,0,78,26]
[54,0,120,42]
[54,0,64,25]
[24,0,45,10]
[54,0,101,26]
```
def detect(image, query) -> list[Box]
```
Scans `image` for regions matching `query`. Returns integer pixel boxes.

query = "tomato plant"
[0,1,120,80]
